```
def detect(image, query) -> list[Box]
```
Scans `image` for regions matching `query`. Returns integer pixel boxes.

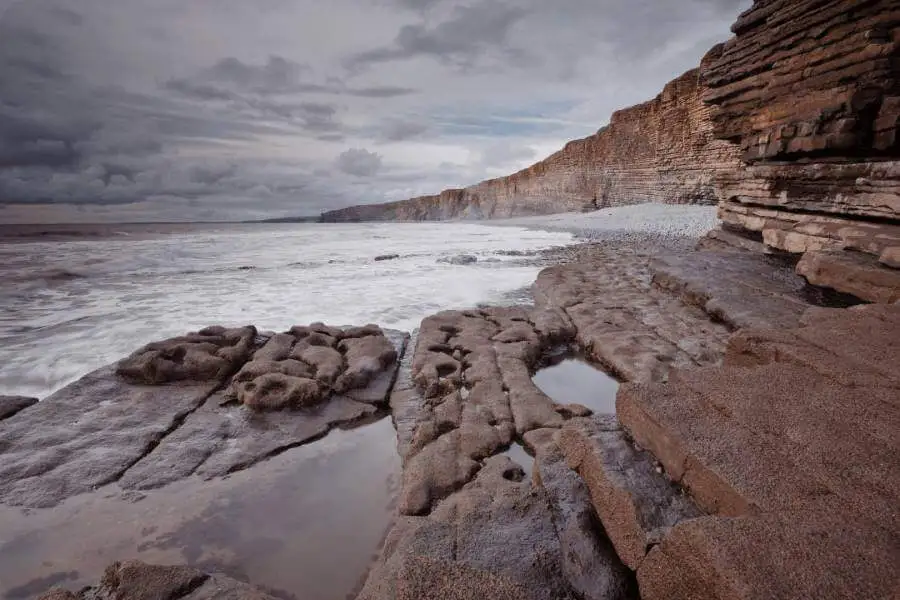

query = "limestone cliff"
[701,0,900,303]
[322,67,742,222]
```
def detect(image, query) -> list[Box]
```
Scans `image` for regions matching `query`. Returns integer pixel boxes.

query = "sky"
[0,0,750,223]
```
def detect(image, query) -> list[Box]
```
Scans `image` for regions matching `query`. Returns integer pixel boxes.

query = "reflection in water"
[500,442,535,480]
[0,418,399,600]
[533,355,619,414]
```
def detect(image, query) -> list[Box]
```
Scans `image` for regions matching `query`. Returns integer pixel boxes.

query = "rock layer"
[322,67,741,222]
[700,0,900,302]
[0,324,406,507]
[359,305,638,600]
[618,303,900,599]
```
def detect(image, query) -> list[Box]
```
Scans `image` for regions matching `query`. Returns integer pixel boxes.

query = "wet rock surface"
[527,429,637,600]
[558,416,703,571]
[2,417,401,600]
[361,304,641,599]
[37,560,279,600]
[650,248,811,330]
[0,366,223,508]
[0,324,406,507]
[360,233,847,600]
[0,395,38,420]
[398,305,570,516]
[533,240,734,383]
[116,326,257,385]
[361,456,585,600]
[12,234,900,600]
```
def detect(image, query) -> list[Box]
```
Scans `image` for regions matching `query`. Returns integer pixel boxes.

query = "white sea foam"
[0,222,575,398]
[0,205,719,399]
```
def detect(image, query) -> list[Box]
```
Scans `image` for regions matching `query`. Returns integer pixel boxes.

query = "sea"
[0,222,576,399]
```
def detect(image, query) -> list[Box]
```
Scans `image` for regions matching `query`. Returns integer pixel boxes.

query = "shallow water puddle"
[0,417,400,600]
[500,442,535,480]
[533,356,619,414]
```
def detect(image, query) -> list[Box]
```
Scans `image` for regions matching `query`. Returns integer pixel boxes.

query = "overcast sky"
[0,0,749,223]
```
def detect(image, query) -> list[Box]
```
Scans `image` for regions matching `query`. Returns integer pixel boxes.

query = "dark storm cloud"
[166,56,417,101]
[336,148,383,177]
[379,119,430,142]
[394,0,443,11]
[0,107,92,168]
[0,0,750,222]
[347,1,532,70]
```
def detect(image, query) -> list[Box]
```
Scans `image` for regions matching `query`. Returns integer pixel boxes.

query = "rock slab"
[617,303,900,599]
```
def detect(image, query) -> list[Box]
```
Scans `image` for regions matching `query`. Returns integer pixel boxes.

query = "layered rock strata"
[17,232,899,600]
[322,67,742,222]
[360,236,839,600]
[0,323,406,508]
[701,0,900,302]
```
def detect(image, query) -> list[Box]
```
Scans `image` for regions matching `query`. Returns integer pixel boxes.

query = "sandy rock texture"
[533,239,734,384]
[618,303,900,599]
[0,323,406,507]
[37,560,279,600]
[360,304,639,600]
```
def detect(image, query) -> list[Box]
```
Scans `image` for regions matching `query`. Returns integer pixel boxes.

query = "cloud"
[347,0,532,70]
[166,56,417,101]
[336,148,383,177]
[0,0,749,221]
[394,0,443,11]
[380,119,430,142]
[480,141,537,168]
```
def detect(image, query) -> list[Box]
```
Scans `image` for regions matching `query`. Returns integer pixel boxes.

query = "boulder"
[116,326,256,384]
[0,395,38,420]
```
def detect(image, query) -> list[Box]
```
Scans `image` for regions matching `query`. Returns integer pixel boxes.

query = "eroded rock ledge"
[0,322,406,508]
[9,233,899,600]
[700,0,900,303]
[38,560,279,600]
[359,235,858,600]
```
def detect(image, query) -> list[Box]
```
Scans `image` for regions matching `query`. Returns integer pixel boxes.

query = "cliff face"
[322,67,742,222]
[701,0,900,303]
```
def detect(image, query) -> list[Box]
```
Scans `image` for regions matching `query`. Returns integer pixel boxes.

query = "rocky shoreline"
[4,223,897,600]
[4,0,899,596]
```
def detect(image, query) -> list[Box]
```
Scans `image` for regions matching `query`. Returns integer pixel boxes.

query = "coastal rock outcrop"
[361,305,640,600]
[0,395,37,420]
[0,323,406,507]
[322,67,742,222]
[618,303,900,599]
[700,0,900,302]
[38,560,279,600]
